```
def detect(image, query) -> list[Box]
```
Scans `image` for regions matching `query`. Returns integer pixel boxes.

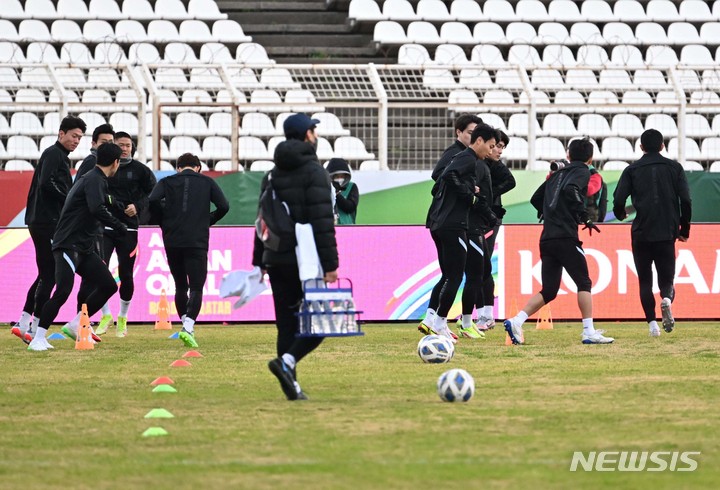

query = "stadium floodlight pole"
[517,65,536,167]
[668,67,686,165]
[367,63,388,170]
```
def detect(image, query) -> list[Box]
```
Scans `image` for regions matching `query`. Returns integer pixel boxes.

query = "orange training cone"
[75,304,94,350]
[536,305,553,330]
[154,289,172,330]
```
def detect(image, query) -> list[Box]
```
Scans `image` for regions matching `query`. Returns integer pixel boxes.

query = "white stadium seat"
[239,136,270,160]
[25,0,57,20]
[459,68,493,89]
[202,137,232,160]
[484,0,516,22]
[578,114,613,137]
[440,23,474,44]
[614,0,647,22]
[11,113,44,136]
[679,0,713,22]
[383,0,419,21]
[685,115,713,138]
[611,114,644,137]
[83,20,115,43]
[27,43,60,63]
[667,23,702,45]
[682,161,705,171]
[583,1,616,22]
[450,0,484,22]
[645,113,679,137]
[537,24,570,45]
[700,138,720,160]
[473,23,507,45]
[212,20,252,43]
[116,20,148,43]
[667,138,702,160]
[710,161,720,173]
[508,114,541,137]
[19,20,53,42]
[508,45,542,66]
[477,113,507,131]
[526,160,551,171]
[188,0,228,20]
[250,160,275,171]
[7,136,40,160]
[169,136,203,159]
[359,160,381,171]
[471,45,507,66]
[398,44,431,65]
[349,0,384,22]
[155,0,189,20]
[517,0,549,22]
[542,45,576,68]
[542,114,577,137]
[603,161,629,171]
[576,45,609,66]
[95,43,127,63]
[312,112,351,137]
[603,23,638,45]
[548,0,584,22]
[503,137,529,161]
[213,161,238,172]
[179,20,214,43]
[89,0,126,20]
[407,22,441,44]
[334,136,374,160]
[51,20,83,43]
[570,23,605,46]
[147,20,181,43]
[4,160,34,171]
[237,43,273,64]
[123,0,158,20]
[417,0,453,22]
[646,0,679,22]
[174,113,210,136]
[680,45,714,65]
[602,137,635,161]
[109,112,139,135]
[598,69,633,90]
[505,22,537,45]
[609,45,644,67]
[435,44,470,65]
[645,46,679,66]
[241,113,277,137]
[200,43,234,63]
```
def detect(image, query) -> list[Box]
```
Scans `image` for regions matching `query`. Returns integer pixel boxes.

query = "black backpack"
[585,167,608,222]
[255,172,297,252]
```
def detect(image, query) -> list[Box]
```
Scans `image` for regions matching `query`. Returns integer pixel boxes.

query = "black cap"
[283,113,320,139]
[326,158,351,176]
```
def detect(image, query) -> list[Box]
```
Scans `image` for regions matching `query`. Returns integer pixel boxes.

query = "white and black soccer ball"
[437,368,475,402]
[417,334,454,364]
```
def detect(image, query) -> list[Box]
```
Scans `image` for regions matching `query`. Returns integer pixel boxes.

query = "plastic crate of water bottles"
[297,278,364,338]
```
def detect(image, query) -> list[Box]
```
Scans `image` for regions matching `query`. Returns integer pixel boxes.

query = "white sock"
[19,311,32,329]
[662,297,672,305]
[462,314,473,328]
[434,316,448,331]
[282,353,297,370]
[483,305,494,319]
[35,327,48,339]
[582,318,595,335]
[119,300,131,318]
[101,303,112,316]
[649,320,660,330]
[182,316,195,334]
[423,308,436,327]
[30,317,39,336]
[181,314,187,323]
[513,311,529,327]
[68,312,81,331]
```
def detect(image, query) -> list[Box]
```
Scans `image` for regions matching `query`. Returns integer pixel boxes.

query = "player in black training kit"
[149,153,229,349]
[613,129,692,337]
[15,116,87,346]
[419,114,483,336]
[91,132,157,338]
[503,138,614,346]
[72,123,115,326]
[28,143,127,351]
[425,123,497,343]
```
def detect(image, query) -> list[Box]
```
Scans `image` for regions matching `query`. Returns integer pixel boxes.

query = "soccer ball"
[437,368,475,402]
[417,335,454,363]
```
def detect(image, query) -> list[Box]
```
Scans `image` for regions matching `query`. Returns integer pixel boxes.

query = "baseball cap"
[283,113,320,139]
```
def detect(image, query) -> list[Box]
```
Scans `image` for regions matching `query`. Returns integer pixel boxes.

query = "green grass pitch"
[1,322,719,489]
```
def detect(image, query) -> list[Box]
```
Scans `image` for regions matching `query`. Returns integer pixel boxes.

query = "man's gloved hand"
[492,205,507,219]
[582,220,600,236]
[332,181,342,192]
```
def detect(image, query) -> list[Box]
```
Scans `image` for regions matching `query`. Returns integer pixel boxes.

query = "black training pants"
[29,224,56,318]
[430,228,467,318]
[462,233,485,315]
[76,233,104,313]
[632,239,676,322]
[166,247,207,321]
[38,249,118,330]
[22,277,39,315]
[539,238,592,304]
[267,265,323,367]
[103,230,139,302]
[481,231,495,308]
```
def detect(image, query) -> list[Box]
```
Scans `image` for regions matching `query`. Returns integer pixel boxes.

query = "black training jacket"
[489,159,516,212]
[106,159,157,228]
[52,167,127,254]
[468,158,495,235]
[149,169,229,249]
[431,140,466,181]
[252,139,338,273]
[531,161,590,242]
[426,147,479,232]
[25,141,72,226]
[612,152,692,242]
[75,151,96,181]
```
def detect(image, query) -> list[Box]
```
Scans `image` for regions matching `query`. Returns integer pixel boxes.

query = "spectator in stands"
[503,138,613,345]
[149,153,229,349]
[93,132,157,338]
[424,123,497,344]
[19,115,87,349]
[419,113,483,336]
[29,143,125,351]
[73,123,115,326]
[254,113,338,401]
[613,129,692,337]
[477,130,516,331]
[327,158,359,224]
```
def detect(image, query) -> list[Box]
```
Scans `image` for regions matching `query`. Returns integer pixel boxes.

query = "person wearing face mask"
[90,131,157,338]
[326,158,359,225]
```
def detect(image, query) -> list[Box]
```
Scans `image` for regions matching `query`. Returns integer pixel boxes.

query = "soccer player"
[503,138,614,345]
[419,114,483,335]
[19,115,87,346]
[425,123,497,343]
[28,143,127,351]
[148,153,229,348]
[73,123,115,323]
[477,130,515,331]
[93,132,157,337]
[612,129,692,336]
